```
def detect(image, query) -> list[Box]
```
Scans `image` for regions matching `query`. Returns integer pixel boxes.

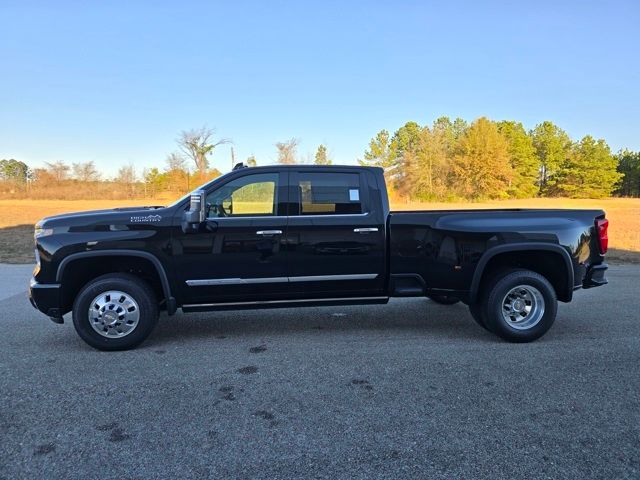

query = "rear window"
[298,172,363,215]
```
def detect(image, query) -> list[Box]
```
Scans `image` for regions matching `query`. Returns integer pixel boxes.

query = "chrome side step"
[181,296,389,312]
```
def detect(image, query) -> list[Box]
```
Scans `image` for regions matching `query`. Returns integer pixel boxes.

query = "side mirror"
[181,189,206,233]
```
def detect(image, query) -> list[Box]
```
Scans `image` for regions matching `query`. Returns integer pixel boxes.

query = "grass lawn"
[0,197,638,264]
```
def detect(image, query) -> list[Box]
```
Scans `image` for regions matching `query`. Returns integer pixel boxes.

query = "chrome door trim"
[288,273,378,282]
[183,296,389,308]
[256,230,283,235]
[186,273,379,286]
[353,227,379,233]
[186,277,288,286]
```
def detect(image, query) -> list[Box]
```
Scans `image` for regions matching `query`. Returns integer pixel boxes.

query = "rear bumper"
[29,278,64,323]
[582,263,608,289]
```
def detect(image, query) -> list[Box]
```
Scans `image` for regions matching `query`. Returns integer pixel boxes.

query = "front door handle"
[353,227,379,233]
[256,230,283,236]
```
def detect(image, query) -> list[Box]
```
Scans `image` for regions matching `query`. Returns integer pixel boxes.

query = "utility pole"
[231,147,236,170]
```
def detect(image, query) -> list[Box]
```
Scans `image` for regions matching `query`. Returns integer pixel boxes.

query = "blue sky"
[1,0,638,177]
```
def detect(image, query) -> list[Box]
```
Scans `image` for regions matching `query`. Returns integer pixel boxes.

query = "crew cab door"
[173,170,289,305]
[285,168,386,297]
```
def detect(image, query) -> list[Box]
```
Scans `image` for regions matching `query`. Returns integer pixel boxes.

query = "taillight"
[596,218,608,254]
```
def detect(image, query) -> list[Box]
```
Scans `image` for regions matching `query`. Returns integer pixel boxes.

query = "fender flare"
[56,250,177,315]
[468,243,575,303]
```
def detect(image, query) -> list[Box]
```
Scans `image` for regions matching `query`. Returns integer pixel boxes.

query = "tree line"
[0,127,333,200]
[1,119,639,200]
[359,117,632,200]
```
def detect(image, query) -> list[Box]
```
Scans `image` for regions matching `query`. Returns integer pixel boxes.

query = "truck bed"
[388,208,606,300]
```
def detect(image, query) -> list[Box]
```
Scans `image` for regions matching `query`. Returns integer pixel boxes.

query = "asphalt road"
[1,265,639,480]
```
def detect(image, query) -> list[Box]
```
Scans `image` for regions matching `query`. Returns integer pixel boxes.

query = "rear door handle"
[353,228,379,233]
[256,230,283,236]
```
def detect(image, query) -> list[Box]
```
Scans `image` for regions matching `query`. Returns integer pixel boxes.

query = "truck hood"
[36,206,171,229]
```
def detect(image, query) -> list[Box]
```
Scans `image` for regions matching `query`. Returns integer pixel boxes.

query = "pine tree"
[314,144,331,165]
[390,121,422,159]
[359,130,395,169]
[497,121,538,198]
[531,121,571,194]
[389,121,423,190]
[615,150,640,196]
[553,136,622,198]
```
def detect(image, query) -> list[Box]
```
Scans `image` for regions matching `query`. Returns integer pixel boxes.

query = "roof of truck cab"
[242,164,379,169]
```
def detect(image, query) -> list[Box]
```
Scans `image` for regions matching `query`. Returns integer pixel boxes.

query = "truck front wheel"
[481,269,557,343]
[72,273,159,351]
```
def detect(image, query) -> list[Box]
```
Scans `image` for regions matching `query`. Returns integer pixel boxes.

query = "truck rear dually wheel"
[468,303,490,331]
[482,269,557,343]
[72,273,159,351]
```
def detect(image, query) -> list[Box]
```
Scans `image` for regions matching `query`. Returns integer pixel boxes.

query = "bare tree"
[165,152,190,191]
[72,161,100,182]
[177,127,229,177]
[116,163,137,197]
[165,152,187,172]
[44,161,70,182]
[275,138,299,165]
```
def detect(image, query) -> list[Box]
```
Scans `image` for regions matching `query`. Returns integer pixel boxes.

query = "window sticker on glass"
[298,172,362,215]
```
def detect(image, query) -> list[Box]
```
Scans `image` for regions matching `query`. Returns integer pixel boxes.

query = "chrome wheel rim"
[500,285,545,330]
[88,290,140,338]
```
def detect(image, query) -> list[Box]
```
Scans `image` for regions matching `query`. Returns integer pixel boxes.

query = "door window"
[298,172,363,215]
[206,173,278,217]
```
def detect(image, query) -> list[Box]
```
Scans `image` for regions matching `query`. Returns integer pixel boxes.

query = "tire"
[481,269,557,343]
[72,273,159,351]
[428,294,461,305]
[468,303,490,331]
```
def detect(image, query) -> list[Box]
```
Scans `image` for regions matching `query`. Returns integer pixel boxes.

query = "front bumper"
[29,278,64,323]
[582,263,608,289]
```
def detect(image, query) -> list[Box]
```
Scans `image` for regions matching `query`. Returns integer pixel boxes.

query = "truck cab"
[173,165,388,308]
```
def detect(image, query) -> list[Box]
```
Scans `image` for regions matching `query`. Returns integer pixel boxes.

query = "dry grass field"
[0,197,638,263]
[0,199,160,263]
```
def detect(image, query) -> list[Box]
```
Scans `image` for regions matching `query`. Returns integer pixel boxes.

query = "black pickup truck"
[29,164,609,350]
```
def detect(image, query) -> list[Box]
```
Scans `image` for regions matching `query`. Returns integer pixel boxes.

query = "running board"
[181,296,389,312]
